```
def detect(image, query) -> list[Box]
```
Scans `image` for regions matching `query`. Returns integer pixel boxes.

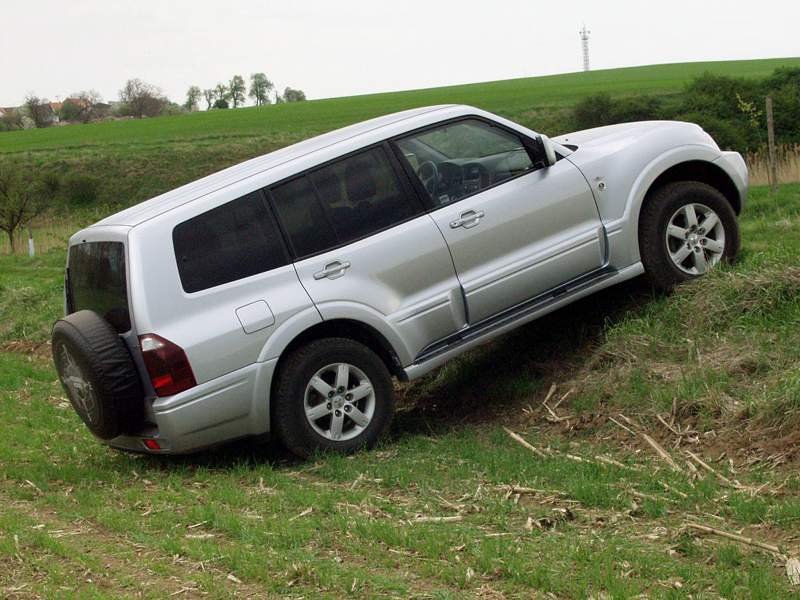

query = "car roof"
[94,104,471,228]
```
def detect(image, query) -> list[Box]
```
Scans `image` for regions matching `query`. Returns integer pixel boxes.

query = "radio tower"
[580,25,591,72]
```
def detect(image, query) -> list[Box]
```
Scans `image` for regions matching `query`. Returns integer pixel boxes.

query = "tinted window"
[270,176,337,258]
[68,241,130,332]
[271,147,418,258]
[396,119,534,207]
[309,147,416,243]
[173,191,287,293]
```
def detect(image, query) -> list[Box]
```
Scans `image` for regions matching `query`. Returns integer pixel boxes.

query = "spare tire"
[52,310,144,440]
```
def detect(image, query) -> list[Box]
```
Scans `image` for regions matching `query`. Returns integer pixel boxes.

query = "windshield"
[408,121,525,159]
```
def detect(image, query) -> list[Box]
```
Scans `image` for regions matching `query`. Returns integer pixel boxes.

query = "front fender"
[591,144,725,267]
[620,144,723,264]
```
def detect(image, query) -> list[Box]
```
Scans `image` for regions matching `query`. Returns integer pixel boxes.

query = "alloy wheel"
[303,363,376,441]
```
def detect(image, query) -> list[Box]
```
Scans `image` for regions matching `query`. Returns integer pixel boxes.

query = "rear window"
[172,191,288,293]
[67,241,131,333]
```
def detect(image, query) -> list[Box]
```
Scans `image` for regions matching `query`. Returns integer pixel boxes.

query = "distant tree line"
[570,67,800,153]
[1,71,306,131]
[186,73,306,112]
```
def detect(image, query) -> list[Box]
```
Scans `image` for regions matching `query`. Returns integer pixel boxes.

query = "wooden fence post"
[766,96,778,193]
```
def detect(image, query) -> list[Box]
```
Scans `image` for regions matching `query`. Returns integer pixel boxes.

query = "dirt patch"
[0,340,52,362]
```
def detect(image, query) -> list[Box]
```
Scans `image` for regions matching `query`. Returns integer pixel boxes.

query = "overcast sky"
[1,0,798,107]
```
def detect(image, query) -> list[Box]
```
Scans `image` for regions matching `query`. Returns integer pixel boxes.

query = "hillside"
[1,57,798,155]
[2,57,800,596]
[1,184,799,597]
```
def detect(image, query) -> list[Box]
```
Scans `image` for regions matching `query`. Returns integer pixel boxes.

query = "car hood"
[553,120,718,153]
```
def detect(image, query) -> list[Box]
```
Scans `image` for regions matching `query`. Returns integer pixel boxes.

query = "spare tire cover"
[52,310,144,440]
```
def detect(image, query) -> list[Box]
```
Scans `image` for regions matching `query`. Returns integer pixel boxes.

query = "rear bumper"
[105,358,278,454]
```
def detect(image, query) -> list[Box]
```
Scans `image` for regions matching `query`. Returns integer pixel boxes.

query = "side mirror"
[540,135,557,167]
[525,135,557,168]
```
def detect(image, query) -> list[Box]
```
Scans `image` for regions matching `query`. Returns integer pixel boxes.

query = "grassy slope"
[1,185,799,598]
[1,57,799,256]
[2,58,798,156]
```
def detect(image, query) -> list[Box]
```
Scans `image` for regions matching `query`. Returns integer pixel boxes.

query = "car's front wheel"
[272,338,394,457]
[639,181,740,290]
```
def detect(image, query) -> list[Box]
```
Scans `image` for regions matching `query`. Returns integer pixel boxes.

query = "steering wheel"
[416,161,439,197]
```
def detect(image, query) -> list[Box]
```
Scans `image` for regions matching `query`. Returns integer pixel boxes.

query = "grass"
[1,57,799,257]
[1,184,799,597]
[2,58,798,156]
[1,56,799,597]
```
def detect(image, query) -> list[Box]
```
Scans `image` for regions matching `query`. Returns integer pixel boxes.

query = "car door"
[394,118,606,325]
[268,144,465,365]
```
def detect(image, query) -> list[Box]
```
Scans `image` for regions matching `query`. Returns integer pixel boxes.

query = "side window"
[173,191,287,293]
[270,146,420,259]
[270,176,337,258]
[309,146,417,244]
[395,119,535,208]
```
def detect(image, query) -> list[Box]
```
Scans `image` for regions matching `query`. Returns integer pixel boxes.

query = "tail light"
[138,334,197,397]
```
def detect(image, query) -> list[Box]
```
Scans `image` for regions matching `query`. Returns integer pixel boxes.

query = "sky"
[1,0,798,107]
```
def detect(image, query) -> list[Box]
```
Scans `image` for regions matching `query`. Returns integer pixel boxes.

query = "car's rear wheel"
[272,338,394,457]
[52,310,144,439]
[639,181,740,290]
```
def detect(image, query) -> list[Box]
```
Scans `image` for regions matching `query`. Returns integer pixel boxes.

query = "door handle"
[313,260,351,280]
[449,209,485,229]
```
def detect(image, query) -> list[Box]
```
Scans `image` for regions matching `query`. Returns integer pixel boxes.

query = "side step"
[414,266,618,364]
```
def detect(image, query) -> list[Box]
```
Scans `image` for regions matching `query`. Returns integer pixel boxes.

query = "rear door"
[394,118,606,324]
[268,144,464,364]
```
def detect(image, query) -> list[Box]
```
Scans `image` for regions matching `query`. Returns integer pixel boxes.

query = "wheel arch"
[621,151,742,266]
[641,160,742,220]
[270,319,405,398]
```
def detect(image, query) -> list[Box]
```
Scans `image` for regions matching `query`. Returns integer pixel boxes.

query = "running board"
[401,264,643,381]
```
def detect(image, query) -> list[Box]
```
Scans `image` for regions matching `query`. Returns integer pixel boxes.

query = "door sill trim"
[413,265,619,365]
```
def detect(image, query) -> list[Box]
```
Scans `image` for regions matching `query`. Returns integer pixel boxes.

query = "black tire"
[639,181,740,291]
[272,338,394,458]
[52,310,144,440]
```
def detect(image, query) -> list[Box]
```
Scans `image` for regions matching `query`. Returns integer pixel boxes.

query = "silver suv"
[52,105,747,456]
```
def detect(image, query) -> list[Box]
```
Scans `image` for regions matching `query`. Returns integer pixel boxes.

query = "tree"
[118,78,168,118]
[0,167,49,253]
[282,87,306,103]
[214,83,229,105]
[213,98,229,110]
[229,75,246,108]
[249,73,274,106]
[24,95,53,128]
[202,88,216,110]
[0,109,24,131]
[60,90,103,123]
[184,86,202,111]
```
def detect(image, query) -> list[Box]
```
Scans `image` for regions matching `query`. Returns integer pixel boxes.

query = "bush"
[62,174,99,207]
[213,98,229,109]
[568,68,800,153]
[573,93,616,130]
[59,101,84,123]
[573,93,665,130]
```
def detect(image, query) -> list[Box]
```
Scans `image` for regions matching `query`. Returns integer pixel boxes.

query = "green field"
[1,57,798,256]
[1,184,799,597]
[2,58,799,156]
[2,59,800,597]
